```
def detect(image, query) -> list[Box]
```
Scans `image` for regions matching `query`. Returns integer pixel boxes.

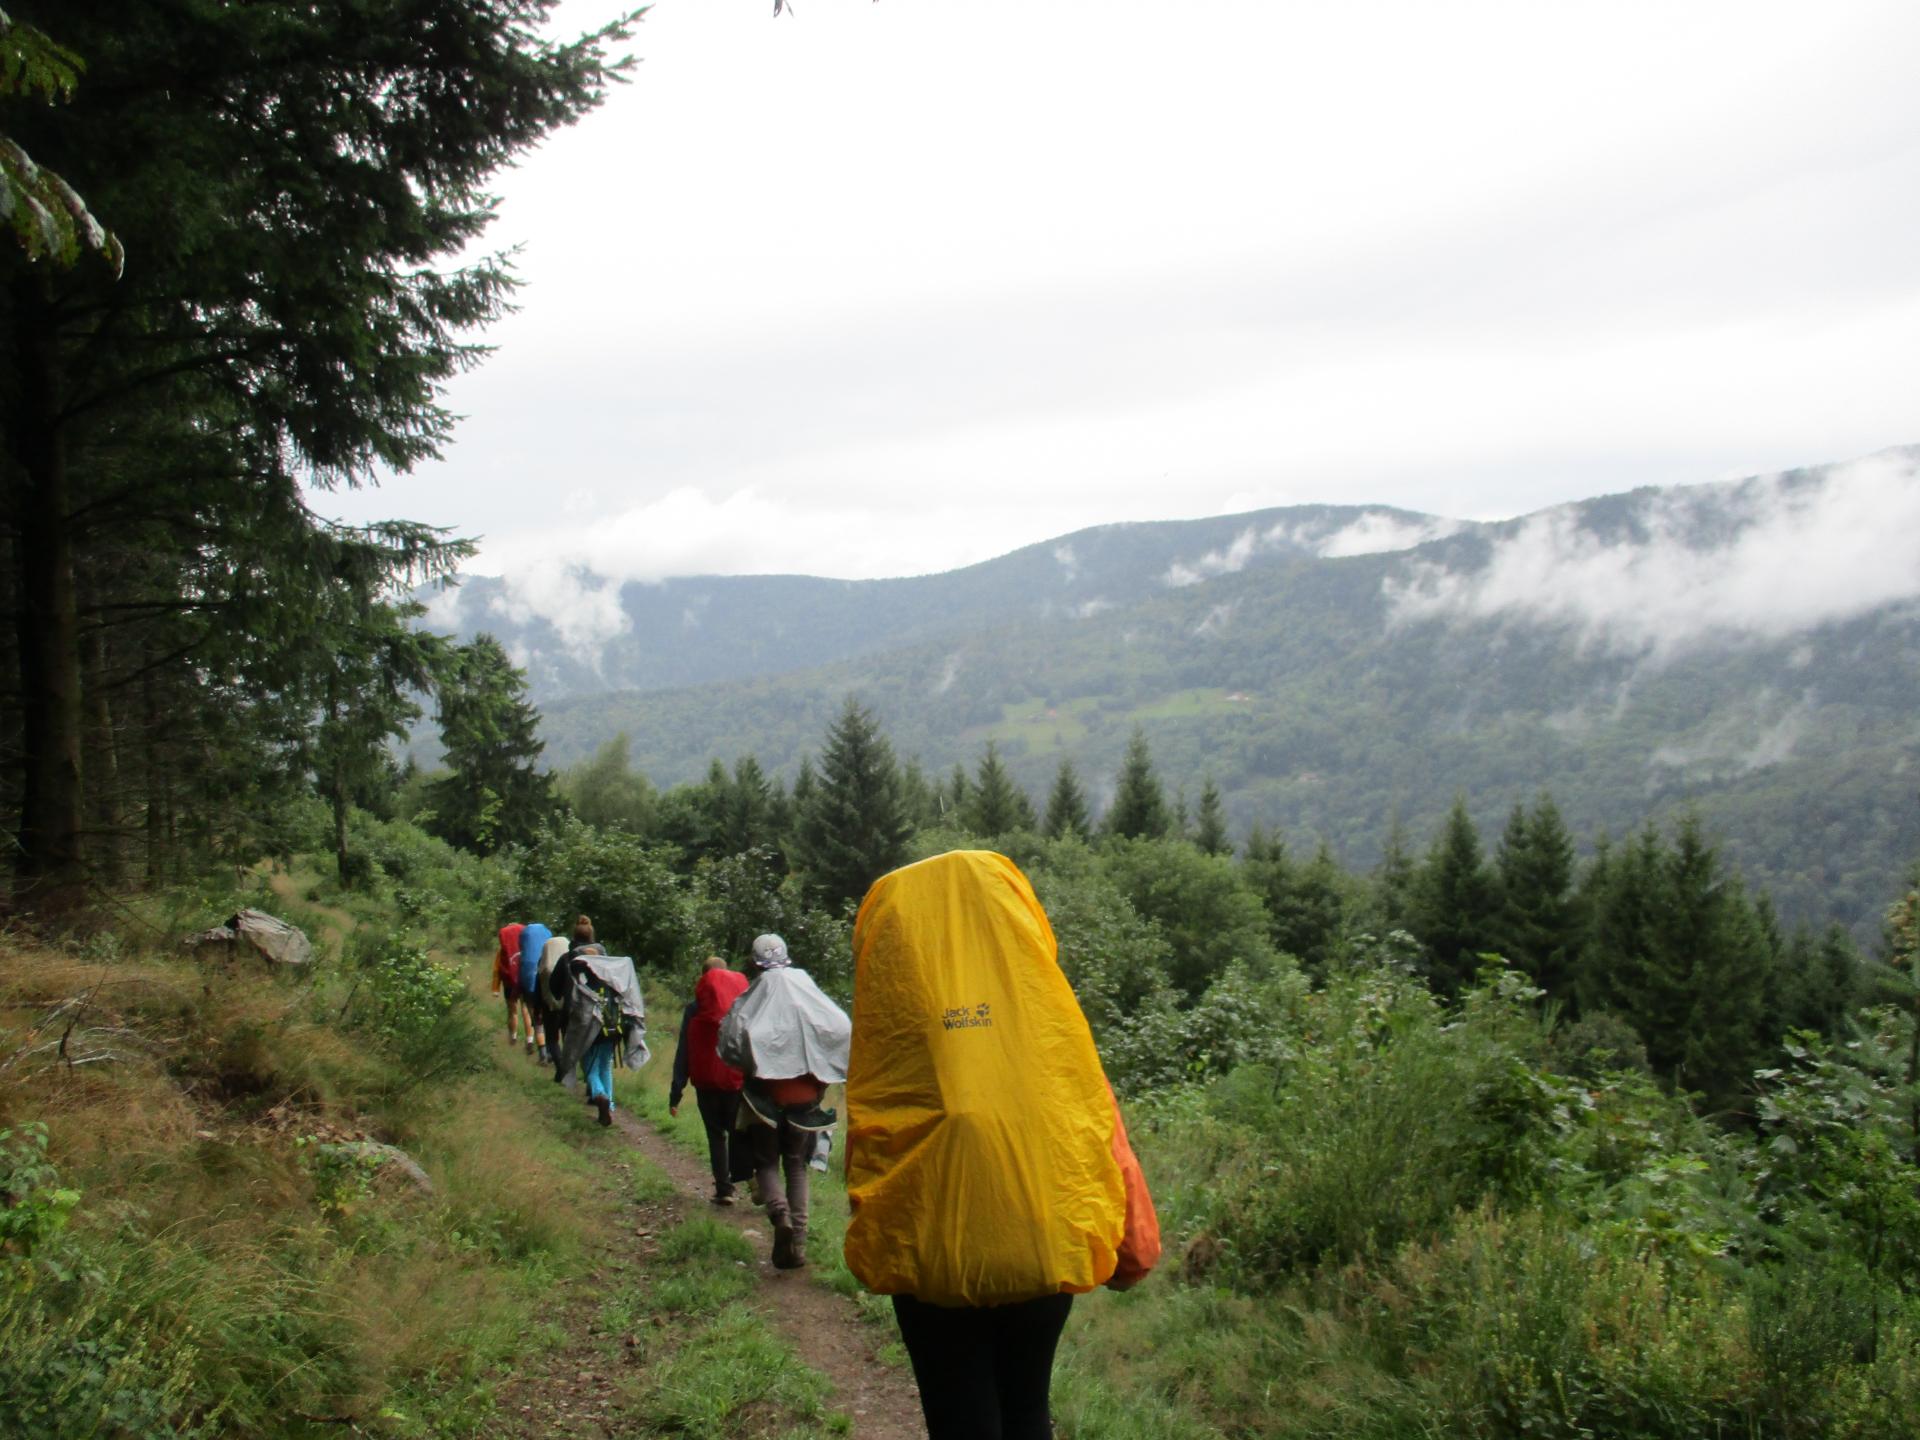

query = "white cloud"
[1194,602,1237,637]
[1383,450,1920,653]
[308,0,1920,588]
[1053,544,1080,581]
[1650,692,1815,775]
[487,566,629,664]
[1312,512,1464,558]
[933,653,962,696]
[1164,528,1260,587]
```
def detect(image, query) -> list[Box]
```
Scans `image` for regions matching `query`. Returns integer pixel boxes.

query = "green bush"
[498,815,699,971]
[0,1134,206,1439]
[0,1286,206,1440]
[341,931,485,1089]
[1398,1207,1757,1439]
[1185,965,1580,1281]
[0,1124,81,1259]
[687,847,853,997]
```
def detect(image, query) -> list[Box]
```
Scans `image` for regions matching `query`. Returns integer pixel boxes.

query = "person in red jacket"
[490,922,528,1045]
[668,955,751,1205]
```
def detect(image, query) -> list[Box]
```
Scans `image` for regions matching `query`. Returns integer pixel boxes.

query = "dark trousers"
[891,1292,1072,1440]
[695,1088,741,1194]
[537,998,561,1059]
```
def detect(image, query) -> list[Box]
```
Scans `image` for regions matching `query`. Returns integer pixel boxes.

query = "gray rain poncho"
[556,954,651,1081]
[717,967,850,1083]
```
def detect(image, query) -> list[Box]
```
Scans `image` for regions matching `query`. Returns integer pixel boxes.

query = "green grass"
[981,696,1105,755]
[632,1310,844,1440]
[621,1002,887,1319]
[1128,687,1244,721]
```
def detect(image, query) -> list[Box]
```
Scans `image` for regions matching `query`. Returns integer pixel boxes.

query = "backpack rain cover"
[843,850,1126,1306]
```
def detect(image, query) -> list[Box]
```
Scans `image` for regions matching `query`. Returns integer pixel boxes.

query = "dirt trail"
[610,1106,928,1439]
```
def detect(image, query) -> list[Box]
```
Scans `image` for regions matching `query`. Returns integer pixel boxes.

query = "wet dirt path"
[608,1105,928,1439]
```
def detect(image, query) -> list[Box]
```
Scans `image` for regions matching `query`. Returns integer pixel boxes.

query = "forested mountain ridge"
[454,447,1920,935]
[427,500,1457,699]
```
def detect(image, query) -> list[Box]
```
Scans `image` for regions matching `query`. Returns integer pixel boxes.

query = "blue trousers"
[585,1038,615,1107]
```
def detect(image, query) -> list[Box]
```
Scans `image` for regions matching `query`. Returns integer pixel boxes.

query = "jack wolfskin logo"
[941,1002,994,1031]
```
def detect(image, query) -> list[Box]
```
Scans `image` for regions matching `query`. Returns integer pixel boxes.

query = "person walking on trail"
[517,920,553,1061]
[551,918,649,1126]
[547,917,604,1091]
[536,925,575,1066]
[669,956,751,1206]
[491,922,528,1046]
[718,933,851,1270]
[843,849,1161,1440]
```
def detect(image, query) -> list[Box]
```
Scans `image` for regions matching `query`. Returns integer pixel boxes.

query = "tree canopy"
[0,0,635,908]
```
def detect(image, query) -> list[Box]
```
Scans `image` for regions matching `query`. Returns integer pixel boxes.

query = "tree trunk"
[8,280,86,913]
[81,598,122,887]
[142,664,166,887]
[328,674,351,885]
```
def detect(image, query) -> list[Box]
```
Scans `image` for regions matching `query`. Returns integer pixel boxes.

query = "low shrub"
[339,931,485,1091]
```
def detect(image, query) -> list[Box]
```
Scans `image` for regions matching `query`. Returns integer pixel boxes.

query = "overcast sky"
[313,0,1920,585]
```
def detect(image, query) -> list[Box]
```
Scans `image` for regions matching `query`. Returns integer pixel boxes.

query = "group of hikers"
[490,914,647,1126]
[491,849,1162,1439]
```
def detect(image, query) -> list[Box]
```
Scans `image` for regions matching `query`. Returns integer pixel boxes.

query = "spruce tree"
[1580,817,1774,1114]
[791,756,817,814]
[1577,827,1665,1020]
[965,742,1036,836]
[1245,828,1349,971]
[1372,817,1418,934]
[899,758,941,829]
[721,755,777,857]
[1494,793,1579,1000]
[426,634,554,856]
[943,763,971,824]
[1042,760,1092,841]
[1660,815,1772,1114]
[1777,923,1862,1038]
[1105,728,1169,840]
[310,591,448,885]
[795,698,914,906]
[1410,796,1501,996]
[1194,778,1230,856]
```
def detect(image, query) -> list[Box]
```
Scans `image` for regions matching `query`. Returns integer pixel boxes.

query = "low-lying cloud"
[1164,528,1260,587]
[1310,512,1464,558]
[1384,449,1920,653]
[483,565,629,665]
[1164,508,1463,586]
[1649,691,1816,775]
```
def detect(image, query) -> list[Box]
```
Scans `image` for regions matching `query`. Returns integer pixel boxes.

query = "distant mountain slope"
[425,503,1460,701]
[458,447,1920,937]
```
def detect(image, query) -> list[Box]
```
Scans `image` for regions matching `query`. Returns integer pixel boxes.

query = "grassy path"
[480,1007,926,1439]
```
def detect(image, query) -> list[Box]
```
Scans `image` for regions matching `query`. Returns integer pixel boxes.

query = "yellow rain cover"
[843,850,1125,1306]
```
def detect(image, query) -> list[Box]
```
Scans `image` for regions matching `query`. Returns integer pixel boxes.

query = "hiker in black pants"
[668,956,752,1205]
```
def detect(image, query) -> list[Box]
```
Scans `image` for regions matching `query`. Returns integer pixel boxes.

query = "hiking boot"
[524,1037,535,1056]
[594,1096,612,1127]
[771,1216,801,1269]
[710,1188,735,1208]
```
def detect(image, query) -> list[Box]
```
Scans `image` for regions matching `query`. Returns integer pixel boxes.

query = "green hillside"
[538,540,1920,938]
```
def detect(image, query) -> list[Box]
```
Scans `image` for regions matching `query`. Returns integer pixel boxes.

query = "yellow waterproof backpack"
[842,850,1126,1306]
